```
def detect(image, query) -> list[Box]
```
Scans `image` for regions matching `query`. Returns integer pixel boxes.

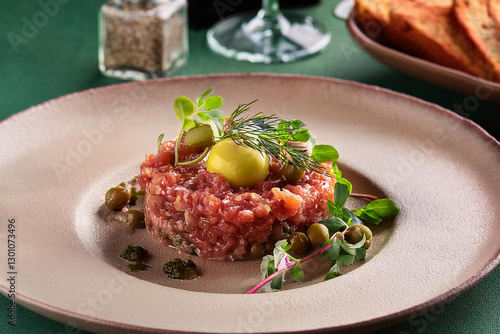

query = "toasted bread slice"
[384,1,491,79]
[354,0,391,40]
[353,0,453,34]
[353,0,499,81]
[453,0,500,81]
[489,0,500,30]
[411,0,452,7]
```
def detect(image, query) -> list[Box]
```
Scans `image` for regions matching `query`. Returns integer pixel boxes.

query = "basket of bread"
[348,0,500,102]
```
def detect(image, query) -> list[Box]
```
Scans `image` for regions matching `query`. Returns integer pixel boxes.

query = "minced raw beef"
[138,139,335,260]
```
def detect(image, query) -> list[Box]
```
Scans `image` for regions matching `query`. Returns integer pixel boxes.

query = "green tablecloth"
[1,1,499,333]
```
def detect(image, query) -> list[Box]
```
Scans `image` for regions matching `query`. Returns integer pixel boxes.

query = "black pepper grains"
[99,0,188,80]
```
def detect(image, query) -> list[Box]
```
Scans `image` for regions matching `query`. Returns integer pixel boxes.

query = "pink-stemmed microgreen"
[160,88,224,166]
[248,182,400,294]
[248,228,352,294]
[159,88,345,176]
[349,193,379,201]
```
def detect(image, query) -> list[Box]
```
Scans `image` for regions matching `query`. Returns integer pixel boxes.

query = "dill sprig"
[220,102,328,174]
[165,88,339,177]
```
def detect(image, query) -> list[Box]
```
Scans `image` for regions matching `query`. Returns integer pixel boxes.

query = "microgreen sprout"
[159,88,341,175]
[248,183,400,294]
[167,88,224,166]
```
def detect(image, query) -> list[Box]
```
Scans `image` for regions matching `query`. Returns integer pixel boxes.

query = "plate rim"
[1,73,499,334]
[1,72,498,142]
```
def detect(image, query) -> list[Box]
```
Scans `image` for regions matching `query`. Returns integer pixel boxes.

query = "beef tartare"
[105,89,401,291]
[138,139,335,260]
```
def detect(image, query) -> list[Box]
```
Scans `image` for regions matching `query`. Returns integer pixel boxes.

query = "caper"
[306,223,330,248]
[282,163,305,182]
[344,225,362,244]
[288,232,310,256]
[126,210,145,228]
[105,186,131,211]
[184,124,214,148]
[344,224,372,249]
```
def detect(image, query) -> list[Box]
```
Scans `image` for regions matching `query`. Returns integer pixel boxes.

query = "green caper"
[184,124,214,148]
[288,232,311,256]
[126,210,145,228]
[306,223,330,248]
[282,163,305,182]
[105,186,131,211]
[344,224,372,249]
[344,225,362,244]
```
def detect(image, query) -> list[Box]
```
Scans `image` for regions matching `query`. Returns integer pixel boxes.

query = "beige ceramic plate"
[346,13,500,105]
[0,74,499,334]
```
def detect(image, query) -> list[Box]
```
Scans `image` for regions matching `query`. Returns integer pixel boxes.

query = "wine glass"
[206,0,331,63]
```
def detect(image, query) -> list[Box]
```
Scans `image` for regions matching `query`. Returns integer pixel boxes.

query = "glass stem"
[256,0,284,41]
[260,0,281,19]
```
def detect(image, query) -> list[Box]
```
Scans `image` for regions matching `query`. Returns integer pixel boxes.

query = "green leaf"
[311,145,339,163]
[363,199,401,217]
[195,87,214,108]
[336,254,355,266]
[344,208,362,226]
[275,239,291,252]
[340,239,357,256]
[328,201,351,224]
[290,262,304,282]
[260,255,274,278]
[267,259,276,277]
[271,273,284,291]
[355,247,367,261]
[308,131,317,146]
[197,112,210,121]
[290,129,310,142]
[174,96,195,120]
[320,217,348,236]
[201,96,223,110]
[352,208,382,224]
[273,240,290,269]
[277,120,291,131]
[332,163,342,178]
[334,182,350,208]
[198,110,224,135]
[341,234,366,255]
[353,199,400,225]
[323,239,341,261]
[325,263,341,280]
[291,119,306,129]
[351,233,367,249]
[327,200,336,215]
[336,177,352,195]
[182,118,196,131]
[157,133,164,151]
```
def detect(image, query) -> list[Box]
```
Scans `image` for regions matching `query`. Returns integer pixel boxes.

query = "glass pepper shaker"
[99,0,188,80]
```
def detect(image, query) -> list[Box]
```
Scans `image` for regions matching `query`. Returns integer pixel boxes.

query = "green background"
[1,0,499,333]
